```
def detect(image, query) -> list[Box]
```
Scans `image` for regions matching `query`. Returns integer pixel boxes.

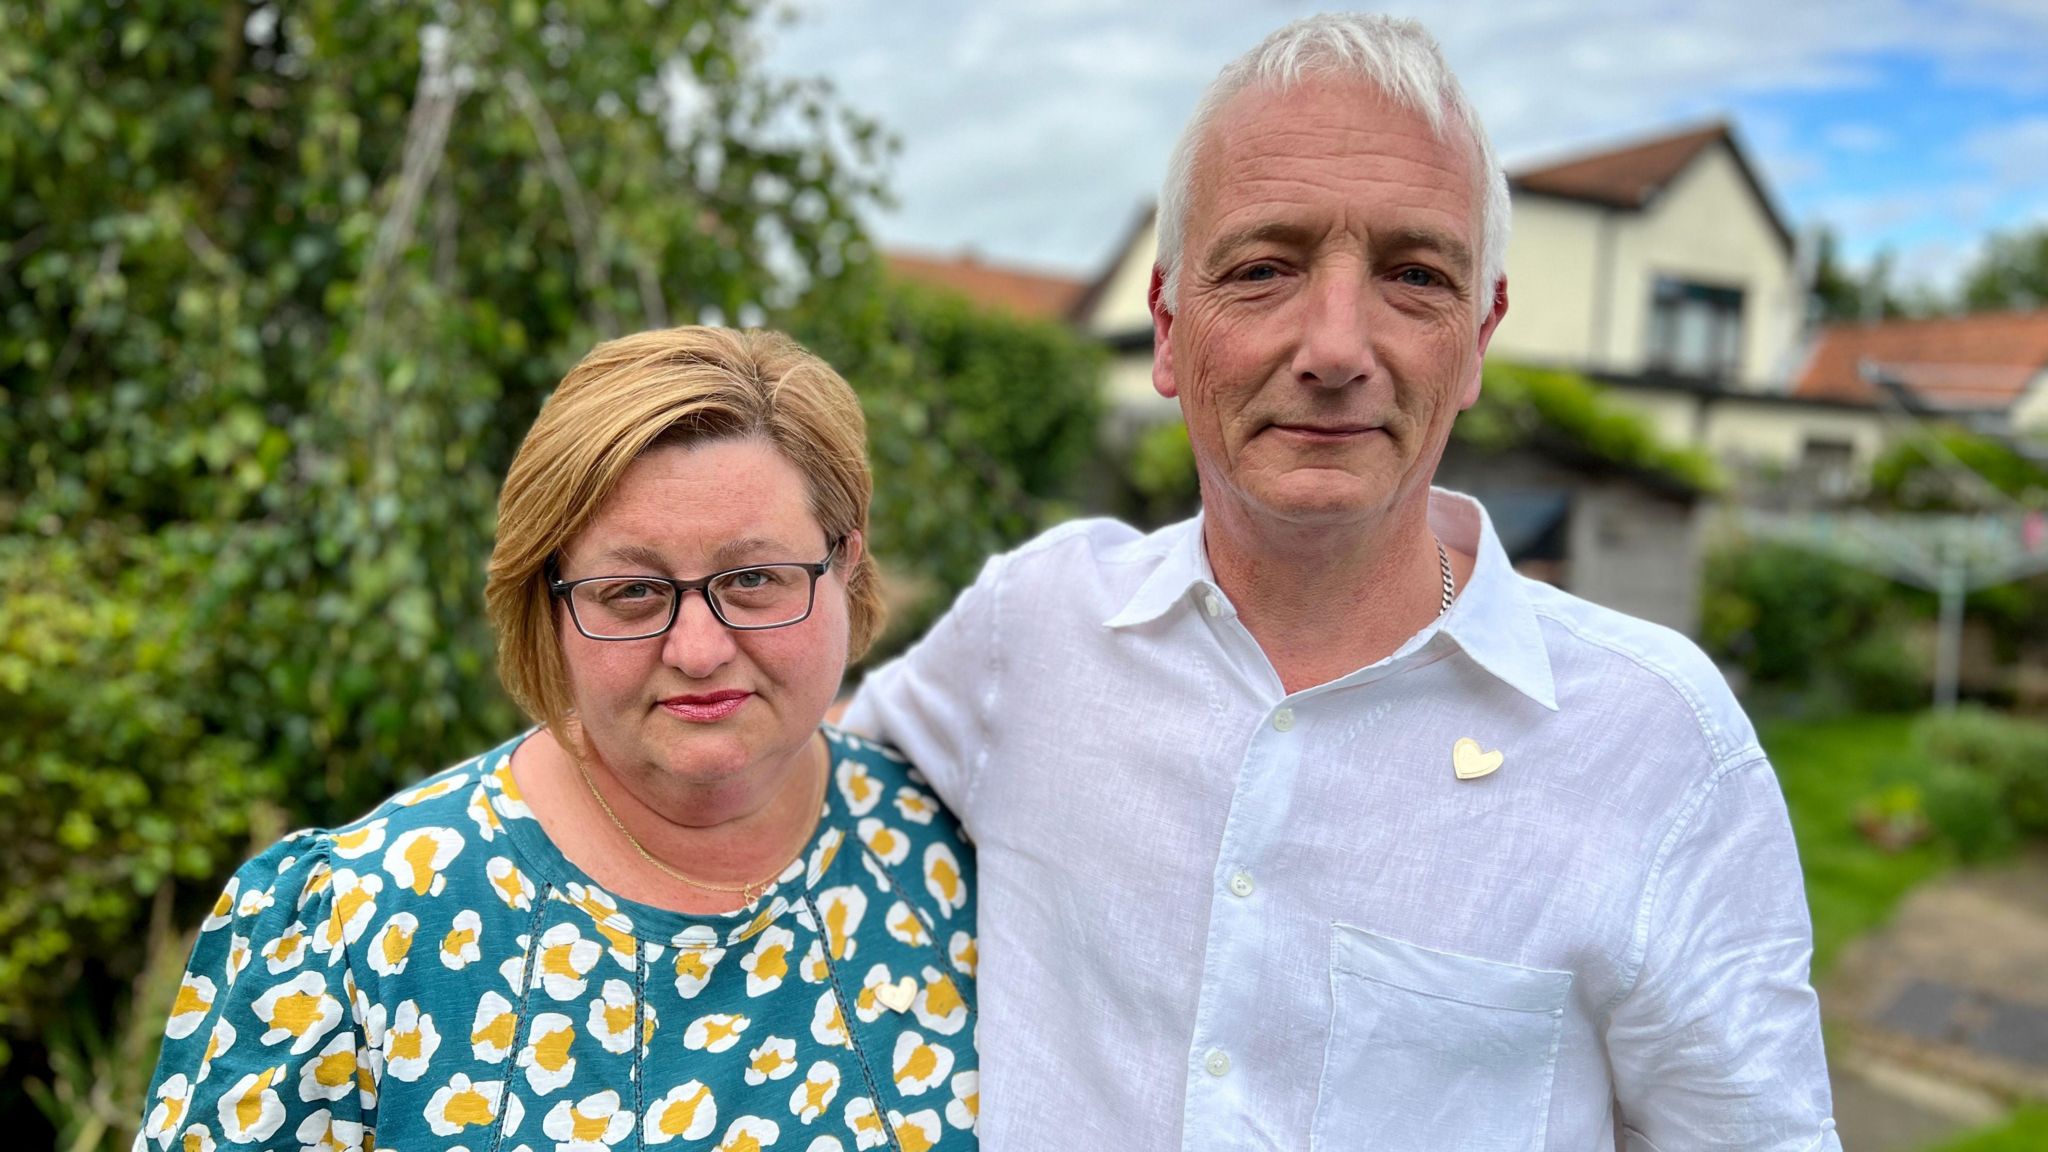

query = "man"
[848,13,1838,1150]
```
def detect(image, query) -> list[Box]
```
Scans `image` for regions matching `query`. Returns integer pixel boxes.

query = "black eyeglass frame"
[549,536,845,641]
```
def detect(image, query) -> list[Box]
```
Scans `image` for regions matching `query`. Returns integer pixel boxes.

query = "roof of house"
[1791,309,2048,413]
[882,250,1090,322]
[1509,121,1794,253]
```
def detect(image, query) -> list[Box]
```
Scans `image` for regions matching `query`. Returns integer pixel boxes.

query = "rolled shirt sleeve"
[1606,754,1841,1151]
[844,551,1008,817]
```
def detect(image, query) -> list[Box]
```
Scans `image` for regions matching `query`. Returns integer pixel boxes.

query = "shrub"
[1461,362,1721,492]
[784,272,1105,651]
[0,532,274,1067]
[1917,706,2048,843]
[1702,539,1924,710]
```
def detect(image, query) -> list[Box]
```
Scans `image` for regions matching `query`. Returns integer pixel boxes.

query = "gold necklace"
[573,738,828,906]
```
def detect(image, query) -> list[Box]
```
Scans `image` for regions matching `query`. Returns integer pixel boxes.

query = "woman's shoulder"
[215,732,538,931]
[821,724,964,836]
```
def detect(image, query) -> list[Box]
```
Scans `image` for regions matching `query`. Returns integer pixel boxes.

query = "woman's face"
[554,438,856,800]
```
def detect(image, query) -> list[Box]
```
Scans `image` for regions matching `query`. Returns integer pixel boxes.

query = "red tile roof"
[1792,310,2048,412]
[1513,123,1727,208]
[1510,121,1794,253]
[883,250,1088,322]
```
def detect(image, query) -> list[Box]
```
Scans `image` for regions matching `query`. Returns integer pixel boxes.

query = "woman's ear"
[841,529,865,570]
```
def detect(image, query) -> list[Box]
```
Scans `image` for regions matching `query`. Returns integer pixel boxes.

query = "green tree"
[0,0,889,1121]
[784,270,1105,647]
[1809,228,1869,322]
[1960,225,2048,313]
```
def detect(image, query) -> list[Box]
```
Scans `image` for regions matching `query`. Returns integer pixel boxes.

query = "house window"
[1648,278,1744,380]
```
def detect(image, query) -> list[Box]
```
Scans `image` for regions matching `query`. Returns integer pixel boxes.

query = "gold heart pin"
[1452,737,1503,781]
[874,975,917,1013]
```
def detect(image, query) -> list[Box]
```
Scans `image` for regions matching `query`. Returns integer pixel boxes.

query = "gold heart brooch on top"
[1452,737,1504,781]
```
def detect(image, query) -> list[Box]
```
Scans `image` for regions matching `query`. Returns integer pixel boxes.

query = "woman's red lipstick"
[660,690,751,722]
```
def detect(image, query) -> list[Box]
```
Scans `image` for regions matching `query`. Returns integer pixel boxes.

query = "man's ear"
[1149,265,1179,399]
[1460,276,1509,410]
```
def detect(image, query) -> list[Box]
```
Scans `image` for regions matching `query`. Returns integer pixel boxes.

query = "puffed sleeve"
[136,832,377,1152]
[1605,757,1842,1151]
[843,550,1009,817]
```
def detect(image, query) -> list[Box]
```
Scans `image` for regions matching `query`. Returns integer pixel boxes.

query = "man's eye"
[1396,267,1443,288]
[1238,262,1281,282]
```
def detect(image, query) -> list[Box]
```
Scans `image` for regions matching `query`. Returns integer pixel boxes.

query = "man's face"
[1153,79,1506,533]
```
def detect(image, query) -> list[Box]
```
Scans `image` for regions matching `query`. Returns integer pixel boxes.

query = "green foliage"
[1915,707,2048,859]
[1868,426,2048,512]
[1923,1107,2048,1152]
[1762,713,1947,978]
[19,892,191,1152]
[0,532,271,1048]
[784,271,1104,643]
[1125,420,1198,525]
[0,0,891,1093]
[1960,225,2048,313]
[1702,540,1923,711]
[1460,362,1721,492]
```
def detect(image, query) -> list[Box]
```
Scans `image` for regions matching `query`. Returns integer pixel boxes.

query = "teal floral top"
[138,726,979,1152]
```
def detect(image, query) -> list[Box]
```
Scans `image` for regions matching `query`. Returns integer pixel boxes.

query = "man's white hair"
[1155,13,1510,319]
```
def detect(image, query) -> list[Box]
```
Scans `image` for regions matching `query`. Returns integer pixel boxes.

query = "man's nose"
[662,592,739,678]
[1290,270,1378,389]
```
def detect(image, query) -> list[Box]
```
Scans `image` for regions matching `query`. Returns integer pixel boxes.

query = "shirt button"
[1202,592,1224,617]
[1228,871,1254,898]
[1204,1048,1231,1077]
[1273,708,1294,732]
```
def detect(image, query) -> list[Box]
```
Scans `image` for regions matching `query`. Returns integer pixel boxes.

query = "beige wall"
[2011,374,2048,431]
[1489,197,1610,369]
[1603,383,1891,471]
[1086,214,1160,339]
[1701,401,1887,468]
[1103,351,1177,424]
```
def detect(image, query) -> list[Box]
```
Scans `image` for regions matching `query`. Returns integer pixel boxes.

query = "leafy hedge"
[1458,362,1720,491]
[787,271,1105,638]
[1701,540,1925,712]
[1916,707,2048,860]
[0,2,1097,1136]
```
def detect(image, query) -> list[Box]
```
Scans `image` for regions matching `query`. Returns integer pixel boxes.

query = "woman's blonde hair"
[485,326,882,736]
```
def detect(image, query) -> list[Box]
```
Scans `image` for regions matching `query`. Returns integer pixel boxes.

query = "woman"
[138,328,978,1152]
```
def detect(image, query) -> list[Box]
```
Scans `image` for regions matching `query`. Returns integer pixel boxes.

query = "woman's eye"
[611,582,658,601]
[729,570,772,589]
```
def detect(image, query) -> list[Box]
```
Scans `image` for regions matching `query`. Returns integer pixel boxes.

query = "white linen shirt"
[846,490,1839,1152]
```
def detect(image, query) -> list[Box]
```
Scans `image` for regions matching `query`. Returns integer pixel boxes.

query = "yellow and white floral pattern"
[139,727,977,1151]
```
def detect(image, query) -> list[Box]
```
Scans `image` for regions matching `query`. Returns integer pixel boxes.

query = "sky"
[759,0,2048,295]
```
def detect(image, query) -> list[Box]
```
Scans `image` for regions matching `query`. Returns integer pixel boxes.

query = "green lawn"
[1922,1107,2048,1151]
[1760,713,1950,978]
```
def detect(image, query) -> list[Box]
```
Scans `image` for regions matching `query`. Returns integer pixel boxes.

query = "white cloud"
[1824,122,1894,153]
[761,0,2048,275]
[1962,116,2048,189]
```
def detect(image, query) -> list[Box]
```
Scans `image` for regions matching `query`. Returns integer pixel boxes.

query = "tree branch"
[502,67,618,338]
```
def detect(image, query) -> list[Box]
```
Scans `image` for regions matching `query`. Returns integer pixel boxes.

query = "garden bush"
[1915,707,2048,857]
[1701,539,1925,712]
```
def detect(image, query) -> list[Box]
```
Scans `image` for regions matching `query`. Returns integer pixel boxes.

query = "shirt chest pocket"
[1311,924,1572,1152]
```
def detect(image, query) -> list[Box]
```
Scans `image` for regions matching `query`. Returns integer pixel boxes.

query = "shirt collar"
[1430,488,1559,712]
[1100,490,1558,711]
[1100,515,1215,630]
